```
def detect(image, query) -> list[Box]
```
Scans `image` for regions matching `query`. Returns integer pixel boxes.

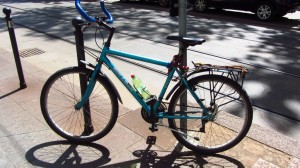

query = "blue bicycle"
[40,0,253,154]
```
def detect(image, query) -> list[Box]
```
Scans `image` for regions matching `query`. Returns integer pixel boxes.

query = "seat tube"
[176,69,208,113]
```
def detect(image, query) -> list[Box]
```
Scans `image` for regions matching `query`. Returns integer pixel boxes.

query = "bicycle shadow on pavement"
[25,140,244,167]
[25,140,111,167]
[102,144,245,168]
[0,88,23,99]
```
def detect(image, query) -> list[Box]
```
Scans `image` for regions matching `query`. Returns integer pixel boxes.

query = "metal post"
[179,0,188,140]
[179,0,187,45]
[72,17,93,134]
[3,7,27,89]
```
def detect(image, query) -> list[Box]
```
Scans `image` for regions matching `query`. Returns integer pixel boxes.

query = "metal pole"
[179,0,188,144]
[3,7,27,89]
[72,17,93,135]
[179,0,187,45]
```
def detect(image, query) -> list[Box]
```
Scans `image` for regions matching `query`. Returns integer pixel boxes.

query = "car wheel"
[255,2,275,21]
[159,0,169,7]
[194,0,208,12]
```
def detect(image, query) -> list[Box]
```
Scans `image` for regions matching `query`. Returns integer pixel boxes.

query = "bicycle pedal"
[146,136,157,145]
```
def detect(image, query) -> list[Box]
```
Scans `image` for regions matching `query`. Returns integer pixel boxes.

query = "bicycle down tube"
[101,45,171,114]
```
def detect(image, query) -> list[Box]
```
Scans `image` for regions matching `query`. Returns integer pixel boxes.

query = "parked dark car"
[190,0,300,21]
[120,0,170,6]
[158,0,169,6]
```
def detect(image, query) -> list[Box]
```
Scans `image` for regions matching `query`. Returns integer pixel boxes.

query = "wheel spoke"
[168,75,252,153]
[41,67,118,143]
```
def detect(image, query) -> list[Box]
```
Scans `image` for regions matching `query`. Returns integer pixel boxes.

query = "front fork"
[74,64,101,135]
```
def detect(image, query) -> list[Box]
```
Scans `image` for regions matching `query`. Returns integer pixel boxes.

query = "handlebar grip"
[100,0,113,23]
[75,0,113,23]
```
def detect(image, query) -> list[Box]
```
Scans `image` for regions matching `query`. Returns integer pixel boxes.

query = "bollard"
[3,7,27,89]
[72,17,94,134]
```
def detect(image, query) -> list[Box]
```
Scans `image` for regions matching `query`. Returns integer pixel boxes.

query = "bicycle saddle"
[167,36,206,46]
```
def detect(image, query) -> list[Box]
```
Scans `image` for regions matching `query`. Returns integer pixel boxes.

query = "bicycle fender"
[166,69,209,100]
[166,82,181,100]
[98,74,123,104]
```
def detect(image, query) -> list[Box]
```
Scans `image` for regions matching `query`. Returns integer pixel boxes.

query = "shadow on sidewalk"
[103,144,244,167]
[0,88,23,99]
[25,140,111,167]
[25,140,244,167]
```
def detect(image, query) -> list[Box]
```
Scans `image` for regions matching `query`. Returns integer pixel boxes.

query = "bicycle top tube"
[75,0,113,23]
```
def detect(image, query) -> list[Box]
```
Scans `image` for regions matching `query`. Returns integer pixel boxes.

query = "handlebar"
[75,0,113,23]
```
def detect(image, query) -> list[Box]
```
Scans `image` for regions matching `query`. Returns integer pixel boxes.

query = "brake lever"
[82,23,92,32]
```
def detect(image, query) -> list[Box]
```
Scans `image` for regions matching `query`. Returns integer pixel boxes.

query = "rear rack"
[191,62,250,87]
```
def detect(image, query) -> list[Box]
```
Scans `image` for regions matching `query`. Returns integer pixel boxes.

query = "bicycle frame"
[76,44,210,119]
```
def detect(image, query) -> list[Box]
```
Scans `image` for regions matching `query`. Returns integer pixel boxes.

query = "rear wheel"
[168,75,253,154]
[40,67,119,143]
[255,2,275,21]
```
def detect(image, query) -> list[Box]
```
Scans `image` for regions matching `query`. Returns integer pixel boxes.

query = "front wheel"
[168,75,253,154]
[40,67,119,143]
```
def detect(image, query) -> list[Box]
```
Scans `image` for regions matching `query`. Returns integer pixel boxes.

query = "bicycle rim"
[40,67,118,142]
[168,75,252,153]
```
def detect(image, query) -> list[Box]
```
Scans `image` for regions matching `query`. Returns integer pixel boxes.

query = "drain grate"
[19,48,45,58]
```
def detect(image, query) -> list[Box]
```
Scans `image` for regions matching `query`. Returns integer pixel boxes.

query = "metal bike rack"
[72,17,93,133]
[3,7,27,89]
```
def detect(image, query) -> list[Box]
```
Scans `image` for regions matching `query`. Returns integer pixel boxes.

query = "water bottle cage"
[133,85,142,98]
[133,85,152,100]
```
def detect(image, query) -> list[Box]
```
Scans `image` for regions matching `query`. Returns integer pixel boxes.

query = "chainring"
[141,103,166,124]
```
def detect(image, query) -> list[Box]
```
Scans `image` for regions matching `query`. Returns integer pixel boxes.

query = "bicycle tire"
[40,67,119,143]
[168,75,252,154]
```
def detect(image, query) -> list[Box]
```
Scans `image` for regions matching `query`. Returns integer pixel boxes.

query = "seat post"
[178,44,188,57]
